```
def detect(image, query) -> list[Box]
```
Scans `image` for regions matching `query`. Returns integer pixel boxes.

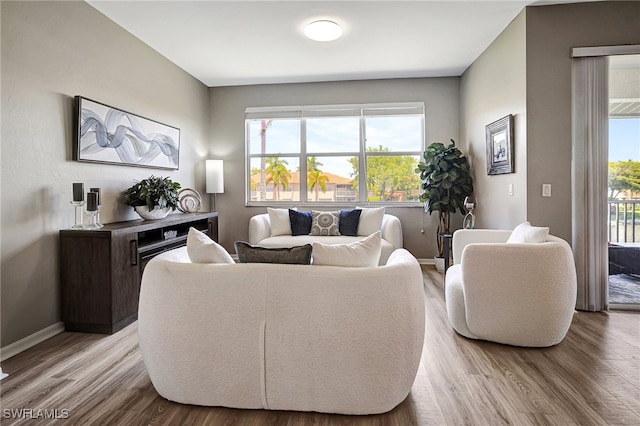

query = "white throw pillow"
[268,207,296,236]
[186,227,234,264]
[312,231,382,267]
[507,221,550,244]
[355,206,385,236]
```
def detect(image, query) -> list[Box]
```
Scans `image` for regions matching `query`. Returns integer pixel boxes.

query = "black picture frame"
[486,114,514,175]
[73,96,180,170]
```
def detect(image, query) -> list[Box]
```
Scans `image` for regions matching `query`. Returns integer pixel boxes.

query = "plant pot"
[434,256,445,273]
[134,206,171,220]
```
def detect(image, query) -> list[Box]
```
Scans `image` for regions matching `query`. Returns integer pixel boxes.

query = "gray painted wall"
[525,1,640,242]
[3,0,637,349]
[460,1,639,241]
[209,79,460,260]
[1,1,210,347]
[460,11,527,229]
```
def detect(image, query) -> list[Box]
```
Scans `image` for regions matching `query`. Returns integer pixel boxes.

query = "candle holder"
[89,188,103,227]
[463,196,476,229]
[94,206,103,228]
[84,210,103,229]
[84,191,102,228]
[70,201,85,229]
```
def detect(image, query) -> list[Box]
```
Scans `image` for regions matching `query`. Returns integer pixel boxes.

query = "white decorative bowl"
[134,206,171,220]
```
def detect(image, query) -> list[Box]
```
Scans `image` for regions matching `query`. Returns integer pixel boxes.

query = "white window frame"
[245,102,425,207]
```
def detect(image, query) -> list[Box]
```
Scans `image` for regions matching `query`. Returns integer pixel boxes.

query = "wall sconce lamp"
[205,159,224,212]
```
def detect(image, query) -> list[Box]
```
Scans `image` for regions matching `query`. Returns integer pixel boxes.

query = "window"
[246,103,424,206]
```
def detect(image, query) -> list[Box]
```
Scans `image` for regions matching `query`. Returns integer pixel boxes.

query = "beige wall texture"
[1,1,210,347]
[460,11,527,230]
[209,78,460,260]
[525,1,640,242]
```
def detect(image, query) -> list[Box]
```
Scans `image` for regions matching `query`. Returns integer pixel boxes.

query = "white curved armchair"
[445,229,577,347]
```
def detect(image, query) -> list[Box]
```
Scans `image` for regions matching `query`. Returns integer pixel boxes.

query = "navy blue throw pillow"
[339,209,362,236]
[289,209,313,236]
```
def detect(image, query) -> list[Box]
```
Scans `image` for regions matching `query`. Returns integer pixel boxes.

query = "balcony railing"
[608,199,640,244]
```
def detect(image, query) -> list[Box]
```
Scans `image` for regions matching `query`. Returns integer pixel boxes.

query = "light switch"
[542,184,552,197]
[508,184,514,196]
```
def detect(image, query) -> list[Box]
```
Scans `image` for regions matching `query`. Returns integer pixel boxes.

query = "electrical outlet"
[542,184,552,197]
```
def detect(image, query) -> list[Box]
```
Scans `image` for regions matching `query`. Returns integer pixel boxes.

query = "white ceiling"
[85,0,593,88]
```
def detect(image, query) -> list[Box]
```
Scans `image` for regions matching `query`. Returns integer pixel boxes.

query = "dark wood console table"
[60,212,218,334]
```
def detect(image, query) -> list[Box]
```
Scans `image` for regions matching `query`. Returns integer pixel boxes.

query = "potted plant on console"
[416,139,473,271]
[123,176,181,220]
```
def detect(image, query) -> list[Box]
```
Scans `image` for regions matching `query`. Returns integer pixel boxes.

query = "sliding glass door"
[572,46,640,311]
[608,54,640,309]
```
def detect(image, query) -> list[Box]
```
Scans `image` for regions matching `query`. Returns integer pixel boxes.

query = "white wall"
[209,78,460,259]
[1,1,210,347]
[460,11,527,229]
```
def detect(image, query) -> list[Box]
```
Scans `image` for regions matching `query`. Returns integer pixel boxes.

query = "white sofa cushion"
[268,207,295,236]
[312,231,382,267]
[186,227,234,264]
[256,235,395,266]
[507,221,549,243]
[356,206,385,236]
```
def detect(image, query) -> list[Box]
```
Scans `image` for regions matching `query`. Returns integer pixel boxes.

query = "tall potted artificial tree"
[416,139,473,269]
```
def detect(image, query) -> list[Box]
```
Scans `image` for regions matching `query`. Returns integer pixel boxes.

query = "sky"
[248,116,423,178]
[609,118,640,162]
[249,116,639,176]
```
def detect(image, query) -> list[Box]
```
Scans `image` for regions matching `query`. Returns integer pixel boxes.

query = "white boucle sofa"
[138,246,425,415]
[249,213,403,265]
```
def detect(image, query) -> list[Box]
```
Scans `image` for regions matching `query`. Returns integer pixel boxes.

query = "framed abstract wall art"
[74,96,180,170]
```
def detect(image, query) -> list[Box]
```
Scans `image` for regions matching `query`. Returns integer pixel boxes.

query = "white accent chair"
[445,229,577,347]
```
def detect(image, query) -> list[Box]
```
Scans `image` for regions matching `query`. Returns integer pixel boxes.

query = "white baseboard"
[1,322,65,361]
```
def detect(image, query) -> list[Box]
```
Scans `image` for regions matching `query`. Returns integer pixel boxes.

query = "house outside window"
[245,102,425,206]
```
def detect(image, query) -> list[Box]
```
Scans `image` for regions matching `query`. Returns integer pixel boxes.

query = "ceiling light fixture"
[304,20,342,42]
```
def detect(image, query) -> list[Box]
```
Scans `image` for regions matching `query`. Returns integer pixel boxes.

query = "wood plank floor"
[1,266,639,425]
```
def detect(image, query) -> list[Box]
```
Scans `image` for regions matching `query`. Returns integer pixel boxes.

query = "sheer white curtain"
[572,55,609,311]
